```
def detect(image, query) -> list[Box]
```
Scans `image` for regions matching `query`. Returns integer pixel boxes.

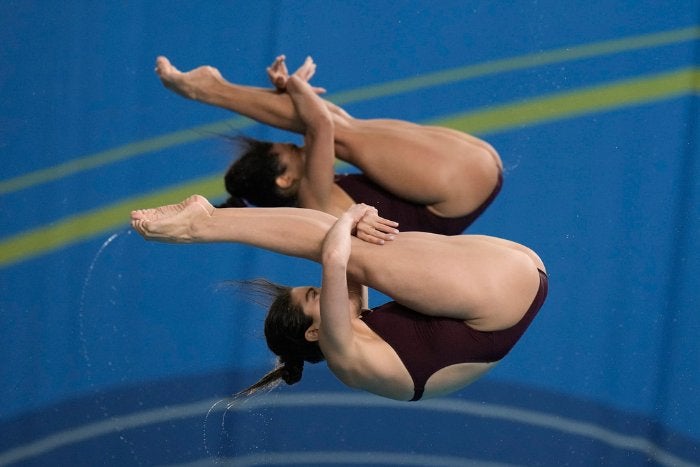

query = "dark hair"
[220,135,299,208]
[234,279,324,398]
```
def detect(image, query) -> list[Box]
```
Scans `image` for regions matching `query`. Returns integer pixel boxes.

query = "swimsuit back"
[360,270,548,401]
[335,173,502,235]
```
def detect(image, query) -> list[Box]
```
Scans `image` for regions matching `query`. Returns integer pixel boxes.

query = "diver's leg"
[156,56,351,134]
[334,119,503,217]
[132,196,540,330]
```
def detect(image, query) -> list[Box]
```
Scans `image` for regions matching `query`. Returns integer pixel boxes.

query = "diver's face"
[271,142,305,183]
[290,285,321,326]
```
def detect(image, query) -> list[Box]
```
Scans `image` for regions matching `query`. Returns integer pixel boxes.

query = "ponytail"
[234,354,304,398]
[279,355,304,385]
[231,279,324,399]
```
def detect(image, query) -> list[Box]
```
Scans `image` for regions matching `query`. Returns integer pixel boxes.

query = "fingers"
[266,69,287,89]
[269,55,321,91]
[347,204,398,227]
[292,56,316,82]
[356,219,398,241]
[363,214,399,235]
[269,54,286,69]
[267,55,289,89]
[375,215,400,231]
[350,204,400,245]
[270,55,288,76]
[356,230,388,245]
[355,220,398,245]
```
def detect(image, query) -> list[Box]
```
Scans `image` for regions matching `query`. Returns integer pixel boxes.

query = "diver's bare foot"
[155,56,223,101]
[131,195,213,243]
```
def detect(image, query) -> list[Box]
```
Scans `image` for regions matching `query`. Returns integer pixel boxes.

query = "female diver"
[131,196,547,401]
[155,54,503,235]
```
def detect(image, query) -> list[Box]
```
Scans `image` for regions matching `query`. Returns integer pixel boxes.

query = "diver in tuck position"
[132,196,546,401]
[155,54,503,236]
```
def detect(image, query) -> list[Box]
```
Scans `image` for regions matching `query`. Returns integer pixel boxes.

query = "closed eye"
[306,287,316,303]
[309,287,320,301]
[304,287,314,302]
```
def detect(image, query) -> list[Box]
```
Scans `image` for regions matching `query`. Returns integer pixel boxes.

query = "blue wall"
[1,1,698,465]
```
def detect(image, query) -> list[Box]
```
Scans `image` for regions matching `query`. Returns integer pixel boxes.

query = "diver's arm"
[286,75,337,213]
[318,208,360,356]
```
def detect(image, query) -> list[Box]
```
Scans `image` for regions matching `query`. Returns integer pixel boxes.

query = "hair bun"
[280,356,304,385]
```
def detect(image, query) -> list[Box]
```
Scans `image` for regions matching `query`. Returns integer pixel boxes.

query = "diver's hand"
[267,55,326,94]
[266,55,290,90]
[346,204,399,245]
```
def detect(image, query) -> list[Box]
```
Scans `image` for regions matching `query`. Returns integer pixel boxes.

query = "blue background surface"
[1,1,698,465]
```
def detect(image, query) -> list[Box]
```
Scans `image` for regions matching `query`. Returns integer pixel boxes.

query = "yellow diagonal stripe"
[1,26,697,196]
[331,26,700,105]
[0,117,252,195]
[0,176,222,267]
[1,67,698,268]
[433,67,700,134]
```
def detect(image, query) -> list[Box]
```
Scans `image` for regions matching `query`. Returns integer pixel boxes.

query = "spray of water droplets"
[78,230,128,368]
[76,229,143,463]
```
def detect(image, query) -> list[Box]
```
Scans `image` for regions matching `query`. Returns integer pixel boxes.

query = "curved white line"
[0,392,696,467]
[167,451,521,466]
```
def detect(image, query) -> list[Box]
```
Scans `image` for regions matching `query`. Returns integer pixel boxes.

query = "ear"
[304,326,319,342]
[275,173,293,189]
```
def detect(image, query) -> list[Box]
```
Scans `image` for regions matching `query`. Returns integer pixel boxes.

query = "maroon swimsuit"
[360,269,548,401]
[335,172,503,235]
